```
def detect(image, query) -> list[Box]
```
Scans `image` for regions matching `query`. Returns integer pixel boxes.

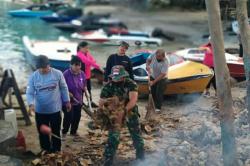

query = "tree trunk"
[205,0,238,166]
[236,0,250,130]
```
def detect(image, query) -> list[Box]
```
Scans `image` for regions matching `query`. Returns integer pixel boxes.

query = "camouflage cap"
[109,65,129,81]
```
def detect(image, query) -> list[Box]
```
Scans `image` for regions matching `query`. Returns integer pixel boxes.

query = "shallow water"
[0,0,67,87]
[0,0,158,88]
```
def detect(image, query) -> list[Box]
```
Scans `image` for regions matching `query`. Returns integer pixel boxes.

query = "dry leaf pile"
[32,113,180,166]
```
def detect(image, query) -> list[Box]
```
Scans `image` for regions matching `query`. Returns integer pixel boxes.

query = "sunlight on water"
[0,1,65,87]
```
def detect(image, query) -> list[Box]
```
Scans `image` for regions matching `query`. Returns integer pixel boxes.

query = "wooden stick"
[51,133,63,140]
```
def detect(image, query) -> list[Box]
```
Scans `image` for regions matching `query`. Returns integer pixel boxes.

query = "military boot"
[136,148,145,160]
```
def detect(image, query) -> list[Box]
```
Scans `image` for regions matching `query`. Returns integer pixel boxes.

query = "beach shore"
[8,2,248,165]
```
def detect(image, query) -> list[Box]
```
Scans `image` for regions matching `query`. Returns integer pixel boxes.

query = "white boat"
[174,48,245,80]
[71,29,162,46]
[22,36,77,71]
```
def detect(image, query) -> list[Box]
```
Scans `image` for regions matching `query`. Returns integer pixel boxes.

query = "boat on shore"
[174,48,245,80]
[22,36,104,82]
[22,36,77,71]
[71,29,162,46]
[8,2,69,18]
[40,8,83,23]
[130,51,213,95]
[53,15,121,32]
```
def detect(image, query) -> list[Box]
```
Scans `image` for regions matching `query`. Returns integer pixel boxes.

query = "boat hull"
[41,16,79,23]
[23,42,70,71]
[136,75,212,95]
[22,36,73,71]
[71,31,162,46]
[132,57,213,95]
[8,10,52,17]
[227,63,245,81]
[175,48,245,81]
[189,59,244,81]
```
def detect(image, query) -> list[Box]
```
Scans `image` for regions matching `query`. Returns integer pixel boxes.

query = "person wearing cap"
[62,56,86,137]
[104,41,134,83]
[26,55,71,153]
[99,65,144,166]
[77,41,103,107]
[146,49,169,113]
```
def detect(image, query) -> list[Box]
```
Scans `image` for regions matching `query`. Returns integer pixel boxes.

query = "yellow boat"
[132,54,213,95]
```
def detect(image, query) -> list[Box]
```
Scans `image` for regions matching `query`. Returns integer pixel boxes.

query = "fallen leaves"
[31,110,181,166]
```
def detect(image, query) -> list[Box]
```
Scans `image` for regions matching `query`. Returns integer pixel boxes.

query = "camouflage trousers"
[104,106,144,163]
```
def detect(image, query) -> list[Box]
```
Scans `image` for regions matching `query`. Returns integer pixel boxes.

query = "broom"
[145,73,156,120]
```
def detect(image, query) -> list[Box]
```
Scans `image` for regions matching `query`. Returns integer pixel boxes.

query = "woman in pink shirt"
[77,41,103,107]
[201,41,216,96]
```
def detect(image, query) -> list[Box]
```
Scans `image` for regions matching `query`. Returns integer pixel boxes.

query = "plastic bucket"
[4,109,18,137]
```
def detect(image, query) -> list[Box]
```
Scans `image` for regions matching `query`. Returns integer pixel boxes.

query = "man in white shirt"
[146,49,169,112]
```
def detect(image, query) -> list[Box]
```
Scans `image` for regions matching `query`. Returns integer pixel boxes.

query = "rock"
[237,159,244,166]
[187,122,221,146]
[31,158,41,165]
[198,151,208,161]
[245,159,250,165]
[238,145,250,161]
[141,124,152,134]
[0,155,23,166]
[235,109,248,127]
[0,120,16,156]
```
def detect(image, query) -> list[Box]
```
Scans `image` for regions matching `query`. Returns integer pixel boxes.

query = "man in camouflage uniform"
[99,65,145,166]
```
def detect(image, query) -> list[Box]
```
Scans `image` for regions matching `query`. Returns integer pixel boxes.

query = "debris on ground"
[31,113,181,166]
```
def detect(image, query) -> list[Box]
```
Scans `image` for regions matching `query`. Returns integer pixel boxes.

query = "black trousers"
[151,78,168,109]
[62,104,82,135]
[35,112,61,152]
[206,67,216,91]
[86,79,92,101]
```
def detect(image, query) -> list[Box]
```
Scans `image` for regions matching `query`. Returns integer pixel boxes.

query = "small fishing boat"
[174,48,245,80]
[71,29,162,46]
[22,36,77,71]
[131,51,213,95]
[8,4,53,17]
[77,27,149,37]
[53,16,126,32]
[40,8,83,23]
[8,2,69,18]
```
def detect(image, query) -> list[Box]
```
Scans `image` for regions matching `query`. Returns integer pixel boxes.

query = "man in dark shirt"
[104,41,134,83]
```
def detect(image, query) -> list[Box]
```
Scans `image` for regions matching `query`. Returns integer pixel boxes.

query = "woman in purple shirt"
[62,56,86,137]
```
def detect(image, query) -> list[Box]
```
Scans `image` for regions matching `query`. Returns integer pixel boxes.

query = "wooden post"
[205,0,238,165]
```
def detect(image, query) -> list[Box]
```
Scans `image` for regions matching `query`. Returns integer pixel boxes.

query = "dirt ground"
[15,4,246,166]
